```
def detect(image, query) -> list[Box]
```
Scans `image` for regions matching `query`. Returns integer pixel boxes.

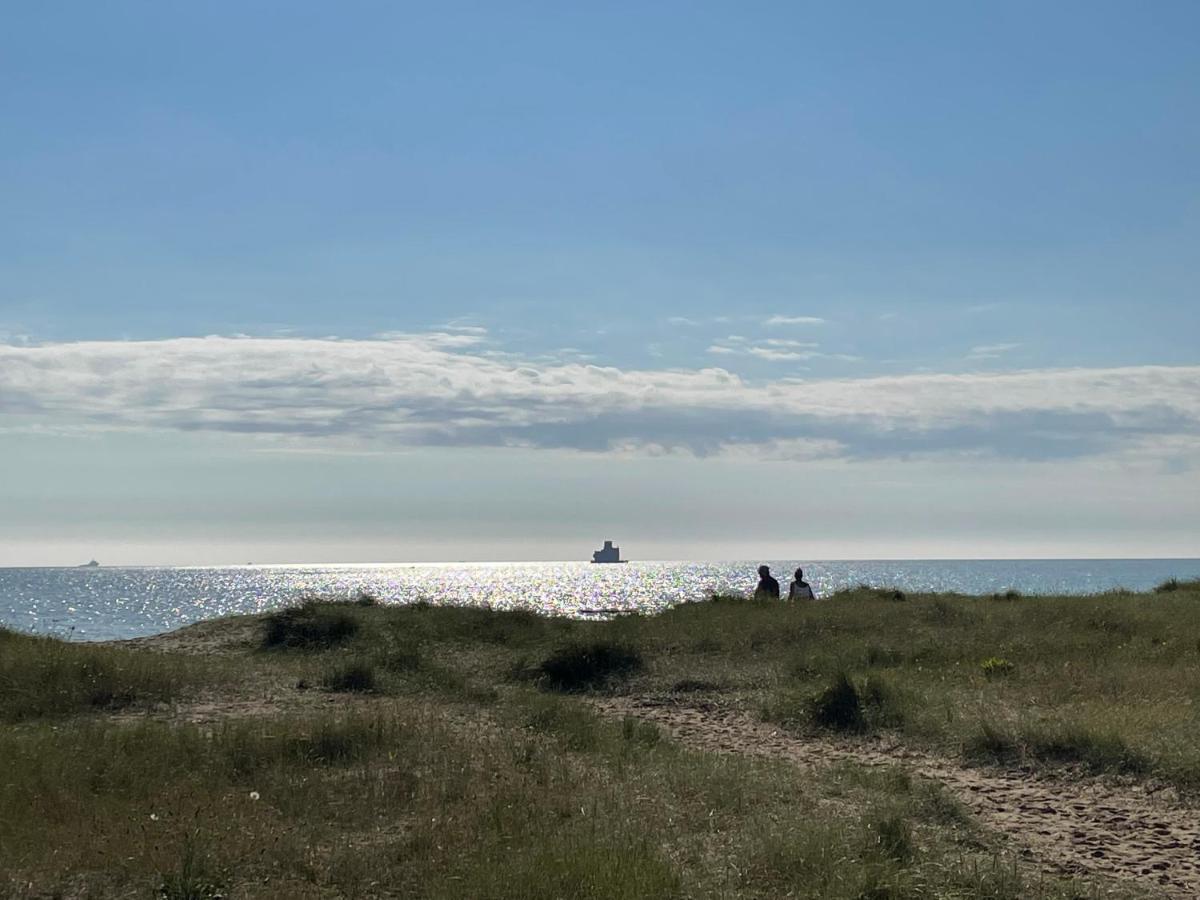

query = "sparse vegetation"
[6,582,1200,897]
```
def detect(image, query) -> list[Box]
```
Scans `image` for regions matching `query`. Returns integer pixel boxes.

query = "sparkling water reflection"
[2,558,1198,641]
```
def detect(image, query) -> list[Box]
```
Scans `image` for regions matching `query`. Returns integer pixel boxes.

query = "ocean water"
[2,559,1199,641]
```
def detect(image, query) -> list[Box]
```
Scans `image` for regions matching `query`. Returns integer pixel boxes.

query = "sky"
[1,1,1198,565]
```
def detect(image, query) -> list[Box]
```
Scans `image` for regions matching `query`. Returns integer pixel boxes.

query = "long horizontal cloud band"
[2,334,1198,461]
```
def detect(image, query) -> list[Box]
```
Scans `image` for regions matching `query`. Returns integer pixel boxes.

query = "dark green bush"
[810,672,865,732]
[261,602,360,650]
[321,661,378,693]
[537,641,643,692]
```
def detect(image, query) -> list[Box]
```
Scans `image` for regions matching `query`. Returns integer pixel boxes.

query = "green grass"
[0,626,207,722]
[0,696,1105,899]
[7,582,1200,897]
[252,582,1200,789]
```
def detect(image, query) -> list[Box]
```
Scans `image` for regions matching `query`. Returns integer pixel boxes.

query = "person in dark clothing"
[754,565,780,600]
[788,568,816,601]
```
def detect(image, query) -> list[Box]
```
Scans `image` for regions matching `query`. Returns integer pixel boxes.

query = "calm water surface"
[3,559,1199,641]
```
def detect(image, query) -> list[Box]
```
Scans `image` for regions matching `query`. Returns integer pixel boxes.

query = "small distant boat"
[78,560,100,568]
[590,540,627,564]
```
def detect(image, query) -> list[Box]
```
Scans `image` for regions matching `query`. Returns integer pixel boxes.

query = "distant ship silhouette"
[590,540,626,564]
[79,560,100,568]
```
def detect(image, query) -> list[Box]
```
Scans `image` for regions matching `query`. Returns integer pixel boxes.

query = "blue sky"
[1,2,1198,564]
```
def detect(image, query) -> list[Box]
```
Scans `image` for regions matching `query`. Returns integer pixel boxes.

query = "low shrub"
[989,589,1023,601]
[809,672,865,732]
[261,602,360,650]
[321,660,378,693]
[980,657,1015,678]
[537,641,642,692]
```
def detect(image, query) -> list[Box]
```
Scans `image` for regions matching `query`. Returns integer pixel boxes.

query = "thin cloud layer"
[765,315,826,326]
[2,334,1198,462]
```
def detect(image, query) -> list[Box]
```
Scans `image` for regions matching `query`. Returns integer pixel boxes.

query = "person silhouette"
[788,567,816,601]
[754,565,780,600]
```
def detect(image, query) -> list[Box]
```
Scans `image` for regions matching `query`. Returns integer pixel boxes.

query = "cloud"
[765,315,826,326]
[666,315,732,327]
[2,334,1198,463]
[749,347,860,362]
[763,339,819,349]
[747,347,816,362]
[708,336,858,363]
[968,342,1022,360]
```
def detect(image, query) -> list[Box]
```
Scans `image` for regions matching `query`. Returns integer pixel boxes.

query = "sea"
[2,558,1199,642]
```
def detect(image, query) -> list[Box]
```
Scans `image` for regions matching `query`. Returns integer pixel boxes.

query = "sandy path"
[594,696,1200,899]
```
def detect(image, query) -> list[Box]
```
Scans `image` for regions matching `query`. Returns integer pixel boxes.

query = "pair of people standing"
[754,564,816,601]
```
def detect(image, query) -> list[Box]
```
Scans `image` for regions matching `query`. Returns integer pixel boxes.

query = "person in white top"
[788,567,816,601]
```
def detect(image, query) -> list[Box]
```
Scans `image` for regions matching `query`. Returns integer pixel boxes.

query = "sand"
[594,695,1200,898]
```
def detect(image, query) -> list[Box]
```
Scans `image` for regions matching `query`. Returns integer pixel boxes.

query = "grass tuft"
[157,835,223,900]
[537,640,642,692]
[980,657,1015,678]
[862,811,914,864]
[810,672,865,732]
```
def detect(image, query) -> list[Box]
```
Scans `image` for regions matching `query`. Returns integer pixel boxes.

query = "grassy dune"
[2,580,1198,898]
